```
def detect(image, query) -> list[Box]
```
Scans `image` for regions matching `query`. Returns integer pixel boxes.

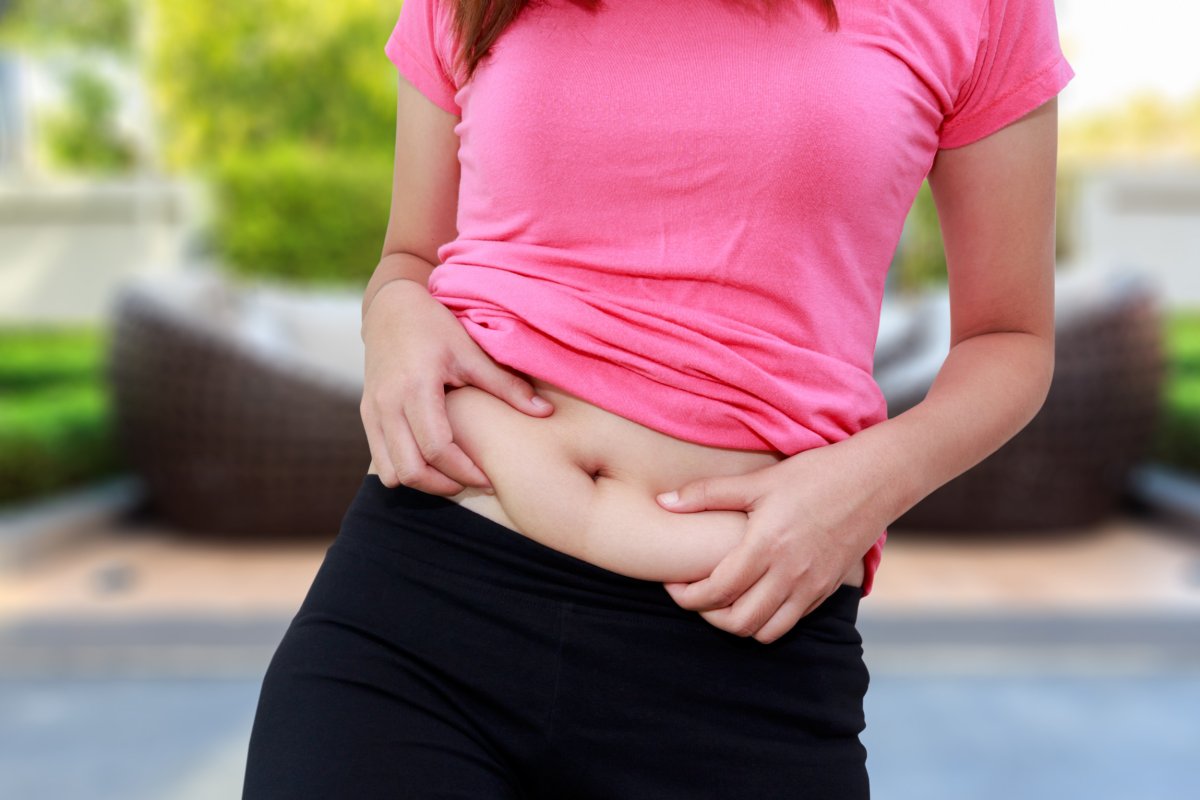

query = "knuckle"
[394,382,421,406]
[501,372,526,394]
[730,617,758,638]
[712,587,739,608]
[671,595,697,611]
[393,463,423,486]
[754,629,779,645]
[417,437,451,464]
[446,356,474,383]
[761,527,790,552]
[370,387,401,411]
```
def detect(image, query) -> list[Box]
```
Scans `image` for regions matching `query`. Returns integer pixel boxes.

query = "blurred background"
[1,0,1198,798]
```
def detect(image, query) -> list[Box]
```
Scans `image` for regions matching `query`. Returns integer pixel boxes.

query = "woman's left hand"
[655,439,888,644]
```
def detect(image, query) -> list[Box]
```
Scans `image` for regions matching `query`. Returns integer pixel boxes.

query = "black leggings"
[243,474,871,799]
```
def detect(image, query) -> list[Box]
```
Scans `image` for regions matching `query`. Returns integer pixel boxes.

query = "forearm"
[846,329,1055,526]
[361,251,437,328]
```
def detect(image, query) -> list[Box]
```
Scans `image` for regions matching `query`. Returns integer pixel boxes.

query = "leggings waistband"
[340,474,861,625]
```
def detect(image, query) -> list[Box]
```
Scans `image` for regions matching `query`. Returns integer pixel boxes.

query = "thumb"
[465,357,554,417]
[656,475,753,513]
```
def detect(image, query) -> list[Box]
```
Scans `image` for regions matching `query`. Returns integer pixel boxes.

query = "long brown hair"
[445,0,839,83]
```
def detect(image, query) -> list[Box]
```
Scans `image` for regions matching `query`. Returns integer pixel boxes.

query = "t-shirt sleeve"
[938,0,1075,149]
[384,0,463,116]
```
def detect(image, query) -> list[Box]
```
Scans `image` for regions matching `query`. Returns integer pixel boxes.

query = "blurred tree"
[39,65,137,173]
[146,0,398,171]
[892,181,947,292]
[1061,88,1200,163]
[144,0,402,286]
[212,143,392,285]
[0,0,134,55]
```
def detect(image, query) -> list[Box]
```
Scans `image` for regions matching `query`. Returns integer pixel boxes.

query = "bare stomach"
[367,371,865,590]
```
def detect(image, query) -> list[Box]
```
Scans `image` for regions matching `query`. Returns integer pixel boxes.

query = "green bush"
[893,181,947,291]
[146,0,398,171]
[1164,310,1200,373]
[145,0,402,285]
[0,327,106,390]
[0,0,134,54]
[39,67,138,174]
[1155,377,1200,474]
[0,327,126,506]
[1152,310,1200,474]
[209,144,392,286]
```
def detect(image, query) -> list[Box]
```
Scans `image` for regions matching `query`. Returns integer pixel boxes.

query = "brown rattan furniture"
[106,271,368,538]
[877,267,1167,532]
[107,266,1165,538]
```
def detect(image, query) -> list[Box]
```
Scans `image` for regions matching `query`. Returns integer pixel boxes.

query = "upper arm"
[379,0,463,271]
[380,73,460,270]
[926,96,1059,349]
[924,0,1072,349]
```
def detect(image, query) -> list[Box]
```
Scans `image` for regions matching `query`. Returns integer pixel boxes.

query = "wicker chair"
[107,266,1165,538]
[876,267,1167,532]
[105,270,369,538]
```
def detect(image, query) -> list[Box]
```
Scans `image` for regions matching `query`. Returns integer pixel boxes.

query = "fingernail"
[530,395,551,411]
[657,491,678,506]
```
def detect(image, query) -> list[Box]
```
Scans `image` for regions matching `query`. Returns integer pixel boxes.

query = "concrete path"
[2,488,1199,799]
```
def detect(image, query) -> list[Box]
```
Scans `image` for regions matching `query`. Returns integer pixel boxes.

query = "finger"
[360,398,399,481]
[380,407,469,495]
[752,591,815,645]
[657,474,755,513]
[404,382,493,490]
[669,534,771,612]
[464,356,554,417]
[699,571,791,640]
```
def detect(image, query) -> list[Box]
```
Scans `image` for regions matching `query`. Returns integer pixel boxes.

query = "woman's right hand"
[361,278,555,495]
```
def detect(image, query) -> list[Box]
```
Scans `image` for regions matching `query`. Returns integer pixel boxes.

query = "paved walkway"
[2,500,1199,799]
[5,504,1199,626]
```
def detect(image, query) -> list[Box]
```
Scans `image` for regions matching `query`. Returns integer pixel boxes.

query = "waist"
[431,371,865,590]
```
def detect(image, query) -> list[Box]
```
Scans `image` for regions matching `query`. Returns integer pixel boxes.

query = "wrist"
[361,278,429,340]
[821,418,928,527]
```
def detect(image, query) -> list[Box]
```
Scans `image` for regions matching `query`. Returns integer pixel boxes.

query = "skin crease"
[363,70,1059,643]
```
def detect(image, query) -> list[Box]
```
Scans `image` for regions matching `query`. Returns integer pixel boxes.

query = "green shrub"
[1155,376,1200,474]
[1152,311,1200,474]
[39,67,137,174]
[0,384,126,505]
[0,327,106,390]
[145,0,401,285]
[1164,310,1200,376]
[208,144,392,286]
[893,181,947,291]
[0,327,125,506]
[0,0,134,54]
[146,0,398,171]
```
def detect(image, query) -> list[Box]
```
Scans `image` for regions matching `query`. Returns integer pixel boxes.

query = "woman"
[243,0,1074,797]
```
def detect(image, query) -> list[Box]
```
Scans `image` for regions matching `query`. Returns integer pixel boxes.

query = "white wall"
[1067,164,1200,309]
[0,176,201,324]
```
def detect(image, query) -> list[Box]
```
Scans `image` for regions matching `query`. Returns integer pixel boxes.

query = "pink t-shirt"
[385,0,1075,598]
